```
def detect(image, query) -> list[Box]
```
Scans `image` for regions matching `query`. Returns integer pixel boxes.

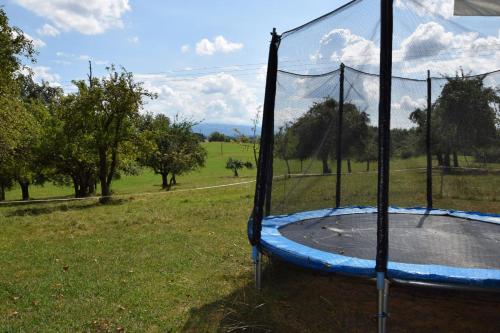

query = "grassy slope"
[1,185,499,332]
[1,143,500,332]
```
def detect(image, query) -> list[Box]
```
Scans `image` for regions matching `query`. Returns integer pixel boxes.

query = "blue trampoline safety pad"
[259,207,500,288]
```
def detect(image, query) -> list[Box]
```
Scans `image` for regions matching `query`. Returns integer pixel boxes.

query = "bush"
[208,131,230,142]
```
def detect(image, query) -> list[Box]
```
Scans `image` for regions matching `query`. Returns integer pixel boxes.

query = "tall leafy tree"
[291,98,370,174]
[0,8,37,200]
[48,92,99,197]
[11,75,62,200]
[410,75,499,167]
[81,66,156,201]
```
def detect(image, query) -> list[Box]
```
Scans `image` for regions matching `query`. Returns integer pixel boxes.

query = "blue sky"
[4,0,500,126]
[4,0,348,125]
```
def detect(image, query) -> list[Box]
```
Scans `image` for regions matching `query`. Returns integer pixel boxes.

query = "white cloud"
[22,32,46,48]
[392,95,426,112]
[400,23,500,75]
[128,36,139,44]
[13,0,131,35]
[95,60,109,65]
[257,65,267,81]
[78,54,91,61]
[314,29,379,66]
[181,44,190,53]
[136,72,260,125]
[195,36,243,56]
[56,51,108,65]
[196,39,216,55]
[400,22,453,60]
[22,66,61,86]
[37,23,60,37]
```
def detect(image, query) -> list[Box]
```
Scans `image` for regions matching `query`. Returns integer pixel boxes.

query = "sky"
[4,0,500,127]
[4,0,348,126]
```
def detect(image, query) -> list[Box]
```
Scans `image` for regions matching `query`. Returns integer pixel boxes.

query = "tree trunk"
[321,156,330,174]
[443,153,451,168]
[171,173,177,185]
[100,182,110,201]
[87,178,96,195]
[19,181,30,201]
[347,159,352,173]
[366,160,370,172]
[285,159,291,177]
[99,148,111,203]
[161,173,168,189]
[0,185,5,201]
[453,151,459,167]
[436,153,444,166]
[300,159,303,172]
[253,146,258,166]
[72,176,79,198]
[233,168,239,177]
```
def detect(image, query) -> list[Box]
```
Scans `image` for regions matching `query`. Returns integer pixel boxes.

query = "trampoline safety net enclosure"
[248,0,500,293]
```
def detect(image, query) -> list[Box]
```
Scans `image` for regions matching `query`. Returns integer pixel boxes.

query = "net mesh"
[268,0,500,216]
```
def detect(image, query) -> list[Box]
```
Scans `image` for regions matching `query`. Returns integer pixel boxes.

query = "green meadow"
[1,142,499,332]
[3,142,258,202]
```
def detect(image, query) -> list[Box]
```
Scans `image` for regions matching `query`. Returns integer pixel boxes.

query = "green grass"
[1,144,500,332]
[4,142,258,201]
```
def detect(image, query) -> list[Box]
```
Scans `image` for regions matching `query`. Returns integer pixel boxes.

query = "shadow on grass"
[182,260,500,333]
[4,198,127,217]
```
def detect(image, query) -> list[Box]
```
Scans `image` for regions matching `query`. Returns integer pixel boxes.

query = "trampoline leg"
[377,272,389,333]
[252,246,262,290]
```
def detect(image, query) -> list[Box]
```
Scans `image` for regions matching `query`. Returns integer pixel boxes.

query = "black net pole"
[376,0,393,277]
[249,29,280,246]
[426,70,433,209]
[335,63,345,208]
[376,1,393,332]
[264,134,274,216]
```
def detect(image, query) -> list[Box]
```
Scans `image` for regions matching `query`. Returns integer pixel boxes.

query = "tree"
[274,123,298,176]
[0,8,37,200]
[226,158,252,177]
[81,66,155,201]
[48,92,99,197]
[357,126,378,171]
[12,75,64,200]
[208,131,229,142]
[251,106,261,166]
[410,74,499,168]
[140,114,207,189]
[0,7,35,97]
[291,98,370,174]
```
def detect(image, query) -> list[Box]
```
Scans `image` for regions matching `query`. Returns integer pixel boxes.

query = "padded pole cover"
[376,0,393,273]
[249,29,280,246]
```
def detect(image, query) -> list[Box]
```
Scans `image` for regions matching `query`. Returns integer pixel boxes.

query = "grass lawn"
[3,142,258,202]
[1,143,499,332]
[1,184,500,332]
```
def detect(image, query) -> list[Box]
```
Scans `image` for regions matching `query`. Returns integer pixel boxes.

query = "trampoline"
[260,207,500,288]
[248,0,500,331]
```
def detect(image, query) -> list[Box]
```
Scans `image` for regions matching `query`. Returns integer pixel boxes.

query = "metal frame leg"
[377,272,389,333]
[252,246,262,290]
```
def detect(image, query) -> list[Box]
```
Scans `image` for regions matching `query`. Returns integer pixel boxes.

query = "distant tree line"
[0,10,206,201]
[274,74,500,175]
